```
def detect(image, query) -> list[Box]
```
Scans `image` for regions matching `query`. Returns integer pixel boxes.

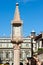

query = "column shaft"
[13,44,20,65]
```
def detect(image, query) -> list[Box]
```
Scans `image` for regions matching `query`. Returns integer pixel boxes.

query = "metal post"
[31,38,33,65]
[31,38,33,58]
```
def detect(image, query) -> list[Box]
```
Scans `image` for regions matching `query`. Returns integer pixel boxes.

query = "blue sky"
[0,0,43,37]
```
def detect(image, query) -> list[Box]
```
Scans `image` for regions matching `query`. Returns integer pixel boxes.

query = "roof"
[35,33,43,40]
[12,3,23,26]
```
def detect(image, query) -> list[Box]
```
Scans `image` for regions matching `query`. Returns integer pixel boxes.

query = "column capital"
[13,44,20,50]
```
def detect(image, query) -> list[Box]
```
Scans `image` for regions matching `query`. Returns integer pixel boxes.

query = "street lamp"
[31,37,33,58]
[31,36,33,65]
[31,36,37,65]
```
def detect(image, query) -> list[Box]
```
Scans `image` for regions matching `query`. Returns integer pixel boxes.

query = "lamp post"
[31,36,37,65]
[31,36,33,65]
[31,37,33,59]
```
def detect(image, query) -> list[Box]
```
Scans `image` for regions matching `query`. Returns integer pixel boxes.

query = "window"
[42,41,43,47]
[0,52,3,59]
[0,43,2,48]
[8,43,13,48]
[2,43,7,48]
[6,52,9,58]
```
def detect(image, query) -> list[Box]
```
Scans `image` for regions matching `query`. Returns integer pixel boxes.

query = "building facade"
[0,31,37,65]
[35,33,43,62]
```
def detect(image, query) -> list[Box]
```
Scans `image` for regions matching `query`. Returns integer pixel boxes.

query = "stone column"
[3,51,6,59]
[9,51,12,59]
[10,61,12,65]
[3,51,6,64]
[13,44,20,65]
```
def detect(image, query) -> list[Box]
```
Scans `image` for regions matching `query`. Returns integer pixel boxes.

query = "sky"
[0,0,43,37]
